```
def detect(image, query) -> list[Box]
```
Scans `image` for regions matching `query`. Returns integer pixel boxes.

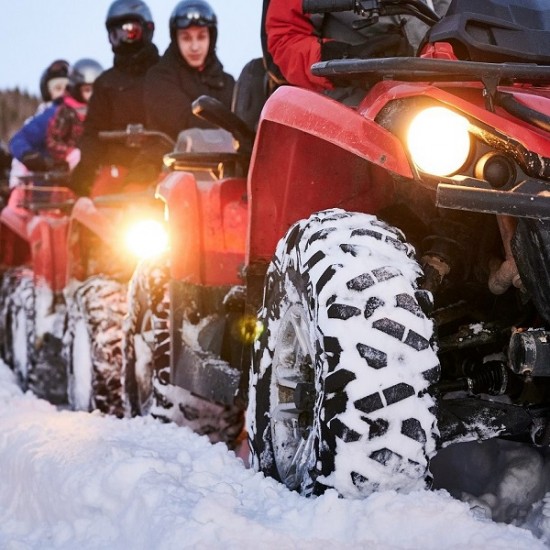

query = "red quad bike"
[122,92,258,448]
[0,127,169,414]
[142,0,550,498]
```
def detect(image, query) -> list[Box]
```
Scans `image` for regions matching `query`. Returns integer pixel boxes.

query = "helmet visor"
[109,21,144,47]
[174,9,215,30]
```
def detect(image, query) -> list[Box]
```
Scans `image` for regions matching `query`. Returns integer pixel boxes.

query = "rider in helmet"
[70,0,160,196]
[123,0,235,183]
[8,59,73,181]
[46,59,103,171]
[143,0,234,143]
[39,59,70,108]
[8,59,70,187]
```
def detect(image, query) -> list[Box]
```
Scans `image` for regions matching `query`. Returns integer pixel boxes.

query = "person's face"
[48,77,68,100]
[79,84,94,103]
[177,26,210,69]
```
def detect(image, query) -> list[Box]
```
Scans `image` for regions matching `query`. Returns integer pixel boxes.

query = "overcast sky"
[2,1,263,96]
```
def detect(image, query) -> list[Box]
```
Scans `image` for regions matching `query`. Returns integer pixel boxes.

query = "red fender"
[246,86,405,264]
[157,172,247,286]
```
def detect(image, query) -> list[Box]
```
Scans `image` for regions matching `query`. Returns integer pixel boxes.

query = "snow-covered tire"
[2,268,34,386]
[247,209,440,498]
[64,276,127,416]
[0,269,20,365]
[123,257,244,448]
[0,268,67,403]
[123,256,170,417]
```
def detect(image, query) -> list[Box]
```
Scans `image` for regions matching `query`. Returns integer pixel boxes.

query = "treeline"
[0,89,40,147]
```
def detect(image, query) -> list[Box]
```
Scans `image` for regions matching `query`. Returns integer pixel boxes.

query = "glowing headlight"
[124,220,169,259]
[407,107,470,176]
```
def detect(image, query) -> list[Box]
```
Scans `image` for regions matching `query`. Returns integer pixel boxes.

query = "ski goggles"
[108,20,144,45]
[174,10,215,30]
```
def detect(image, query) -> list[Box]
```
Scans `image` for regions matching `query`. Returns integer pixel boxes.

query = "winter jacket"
[122,43,235,182]
[70,43,159,195]
[46,95,87,163]
[144,43,235,142]
[9,102,58,162]
[265,0,451,92]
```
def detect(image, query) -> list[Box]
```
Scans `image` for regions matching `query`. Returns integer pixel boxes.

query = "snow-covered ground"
[0,362,548,549]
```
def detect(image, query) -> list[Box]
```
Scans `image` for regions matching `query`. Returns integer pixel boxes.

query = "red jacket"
[266,0,333,91]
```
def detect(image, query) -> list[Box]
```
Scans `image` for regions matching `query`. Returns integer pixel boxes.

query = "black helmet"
[106,0,155,51]
[39,59,70,102]
[67,58,103,102]
[169,0,217,46]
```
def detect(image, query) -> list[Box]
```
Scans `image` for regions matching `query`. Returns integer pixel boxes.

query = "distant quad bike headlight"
[124,219,169,259]
[407,107,471,176]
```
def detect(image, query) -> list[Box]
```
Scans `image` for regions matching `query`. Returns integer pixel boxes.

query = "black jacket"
[71,43,160,195]
[144,43,235,142]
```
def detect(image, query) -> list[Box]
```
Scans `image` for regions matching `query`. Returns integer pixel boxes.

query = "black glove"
[321,34,412,61]
[21,151,54,172]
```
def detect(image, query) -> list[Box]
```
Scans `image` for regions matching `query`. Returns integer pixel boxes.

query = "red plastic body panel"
[157,171,248,285]
[90,165,128,198]
[0,186,75,292]
[246,86,408,264]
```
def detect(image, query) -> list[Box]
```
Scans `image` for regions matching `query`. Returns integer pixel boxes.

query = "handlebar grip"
[302,0,355,14]
[98,131,128,139]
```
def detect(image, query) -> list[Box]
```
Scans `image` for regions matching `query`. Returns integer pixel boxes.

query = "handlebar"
[302,0,439,25]
[303,0,355,13]
[17,171,69,183]
[98,125,175,149]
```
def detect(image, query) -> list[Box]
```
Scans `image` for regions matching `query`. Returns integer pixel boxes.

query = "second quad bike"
[122,126,248,447]
[144,0,550,500]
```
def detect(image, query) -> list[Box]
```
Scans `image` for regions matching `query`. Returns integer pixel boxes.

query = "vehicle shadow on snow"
[430,439,550,540]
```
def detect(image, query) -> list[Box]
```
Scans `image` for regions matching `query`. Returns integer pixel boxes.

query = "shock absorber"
[436,360,508,396]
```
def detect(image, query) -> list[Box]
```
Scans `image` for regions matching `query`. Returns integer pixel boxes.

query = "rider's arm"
[266,0,334,91]
[8,106,55,162]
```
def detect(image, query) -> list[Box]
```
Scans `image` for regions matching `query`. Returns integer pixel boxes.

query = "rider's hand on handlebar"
[321,34,412,62]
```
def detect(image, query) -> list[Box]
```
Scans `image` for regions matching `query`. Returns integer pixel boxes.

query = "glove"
[65,148,81,171]
[21,151,54,172]
[321,34,412,61]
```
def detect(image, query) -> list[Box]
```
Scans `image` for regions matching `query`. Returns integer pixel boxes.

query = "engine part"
[509,329,550,377]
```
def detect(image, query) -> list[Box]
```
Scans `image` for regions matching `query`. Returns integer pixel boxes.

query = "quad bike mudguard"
[247,86,404,265]
[156,171,247,286]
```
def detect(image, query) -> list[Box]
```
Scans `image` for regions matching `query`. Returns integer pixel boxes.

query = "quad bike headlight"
[407,106,471,176]
[124,219,169,259]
